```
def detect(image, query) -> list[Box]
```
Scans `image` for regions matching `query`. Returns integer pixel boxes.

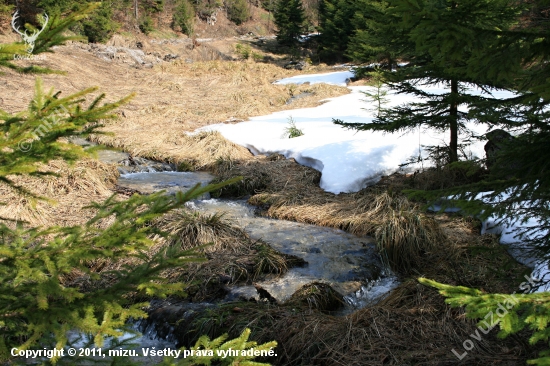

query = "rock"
[484,129,514,170]
[286,92,313,105]
[254,284,278,303]
[121,47,146,64]
[284,60,307,70]
[163,54,180,62]
[116,155,176,173]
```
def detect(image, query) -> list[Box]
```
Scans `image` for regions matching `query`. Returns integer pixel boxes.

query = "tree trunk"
[449,78,459,163]
[135,0,139,19]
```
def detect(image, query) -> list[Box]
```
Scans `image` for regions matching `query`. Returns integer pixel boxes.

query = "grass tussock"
[408,160,486,191]
[214,156,447,273]
[212,153,321,199]
[253,243,289,278]
[0,159,118,227]
[375,211,446,273]
[156,209,250,253]
[67,208,302,302]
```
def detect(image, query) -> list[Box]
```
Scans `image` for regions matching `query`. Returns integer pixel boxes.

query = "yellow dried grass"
[0,159,118,227]
[185,217,534,366]
[156,209,251,253]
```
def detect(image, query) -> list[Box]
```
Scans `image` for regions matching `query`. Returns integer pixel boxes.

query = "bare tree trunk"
[449,78,459,163]
[135,0,139,19]
[448,1,459,164]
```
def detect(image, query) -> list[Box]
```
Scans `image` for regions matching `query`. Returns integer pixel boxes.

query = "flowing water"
[111,155,399,310]
[74,138,399,356]
[118,171,214,195]
[187,198,398,310]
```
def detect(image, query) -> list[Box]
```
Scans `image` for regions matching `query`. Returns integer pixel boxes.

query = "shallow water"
[188,199,399,310]
[20,328,178,365]
[88,139,398,347]
[118,171,215,195]
[96,149,130,164]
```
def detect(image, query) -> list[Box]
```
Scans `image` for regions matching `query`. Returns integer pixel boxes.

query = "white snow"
[193,70,550,289]
[479,193,550,292]
[432,191,550,292]
[199,71,515,194]
[194,69,550,290]
[273,70,355,87]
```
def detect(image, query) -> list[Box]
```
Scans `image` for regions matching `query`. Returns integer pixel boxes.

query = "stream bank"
[73,139,399,357]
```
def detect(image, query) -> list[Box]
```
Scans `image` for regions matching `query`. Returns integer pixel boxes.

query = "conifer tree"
[434,0,550,260]
[0,7,247,364]
[274,0,306,48]
[3,3,100,73]
[162,328,277,366]
[0,76,244,364]
[82,2,119,43]
[347,0,413,71]
[316,0,357,62]
[173,0,195,36]
[409,2,550,363]
[335,0,522,163]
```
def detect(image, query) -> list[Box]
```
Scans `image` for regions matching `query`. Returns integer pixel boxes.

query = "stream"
[68,117,399,361]
[187,198,398,310]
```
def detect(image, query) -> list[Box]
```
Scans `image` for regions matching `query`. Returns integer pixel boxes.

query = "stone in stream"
[254,284,278,303]
[288,282,345,312]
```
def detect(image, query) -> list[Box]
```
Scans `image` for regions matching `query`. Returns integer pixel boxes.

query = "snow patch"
[199,79,515,194]
[274,70,355,86]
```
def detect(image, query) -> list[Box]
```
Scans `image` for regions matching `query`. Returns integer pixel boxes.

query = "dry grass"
[95,131,252,170]
[155,209,305,293]
[156,209,251,253]
[288,282,345,312]
[214,156,407,235]
[2,34,532,364]
[214,155,448,274]
[66,208,303,302]
[0,159,118,227]
[0,37,348,168]
[375,211,446,273]
[83,55,348,165]
[178,216,537,366]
